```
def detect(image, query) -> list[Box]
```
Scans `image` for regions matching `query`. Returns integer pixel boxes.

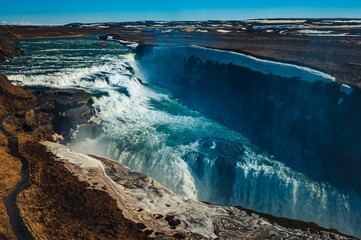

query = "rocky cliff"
[35,141,354,239]
[0,74,106,239]
[0,59,357,240]
[0,27,359,239]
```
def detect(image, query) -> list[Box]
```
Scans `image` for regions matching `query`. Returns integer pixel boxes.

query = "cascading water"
[1,37,360,237]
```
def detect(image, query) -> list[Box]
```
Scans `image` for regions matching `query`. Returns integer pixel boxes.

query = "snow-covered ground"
[247,19,306,24]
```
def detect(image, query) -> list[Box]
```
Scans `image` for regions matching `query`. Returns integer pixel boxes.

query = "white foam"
[4,37,361,237]
[7,56,136,89]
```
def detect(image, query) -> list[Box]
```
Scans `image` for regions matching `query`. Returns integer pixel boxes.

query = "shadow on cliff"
[136,45,361,195]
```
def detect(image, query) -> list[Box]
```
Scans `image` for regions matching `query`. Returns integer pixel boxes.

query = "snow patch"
[195,29,208,33]
[299,30,333,34]
[116,39,139,50]
[328,20,361,23]
[252,24,307,29]
[338,84,353,105]
[248,19,306,24]
[217,29,231,33]
[339,84,353,95]
[192,45,336,82]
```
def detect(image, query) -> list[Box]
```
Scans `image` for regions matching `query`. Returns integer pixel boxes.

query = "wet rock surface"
[30,87,94,142]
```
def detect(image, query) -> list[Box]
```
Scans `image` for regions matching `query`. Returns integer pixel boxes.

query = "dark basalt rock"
[183,138,245,203]
[198,138,245,157]
[164,215,181,228]
[29,87,94,142]
[75,123,103,141]
[138,46,361,195]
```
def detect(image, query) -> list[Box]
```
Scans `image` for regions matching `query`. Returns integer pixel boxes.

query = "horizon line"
[2,17,361,26]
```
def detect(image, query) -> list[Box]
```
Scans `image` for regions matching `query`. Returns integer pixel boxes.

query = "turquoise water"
[0,36,360,237]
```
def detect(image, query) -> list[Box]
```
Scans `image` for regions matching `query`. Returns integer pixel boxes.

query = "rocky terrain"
[0,74,31,239]
[0,20,360,239]
[0,64,357,240]
[0,73,117,239]
[39,141,356,239]
[2,19,361,87]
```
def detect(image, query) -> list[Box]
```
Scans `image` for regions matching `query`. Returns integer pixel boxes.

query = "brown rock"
[25,109,37,127]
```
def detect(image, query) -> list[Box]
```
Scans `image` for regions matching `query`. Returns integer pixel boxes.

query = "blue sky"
[1,0,361,24]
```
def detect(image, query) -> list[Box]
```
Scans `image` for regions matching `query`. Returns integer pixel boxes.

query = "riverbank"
[0,73,103,238]
[40,141,356,239]
[0,23,360,239]
[112,30,361,87]
[1,23,361,87]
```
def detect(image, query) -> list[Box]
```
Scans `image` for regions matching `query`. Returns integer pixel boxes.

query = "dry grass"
[0,74,33,99]
[17,140,147,240]
[0,75,33,238]
[0,144,21,239]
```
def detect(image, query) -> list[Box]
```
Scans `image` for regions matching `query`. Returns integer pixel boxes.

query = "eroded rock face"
[0,29,20,62]
[0,74,95,142]
[31,87,95,142]
[0,74,34,116]
[42,142,355,240]
[0,74,101,239]
[25,109,37,127]
[136,46,361,202]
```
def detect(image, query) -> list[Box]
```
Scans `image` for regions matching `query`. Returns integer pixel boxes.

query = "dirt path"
[0,115,33,240]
